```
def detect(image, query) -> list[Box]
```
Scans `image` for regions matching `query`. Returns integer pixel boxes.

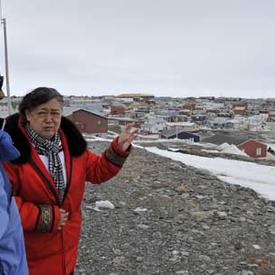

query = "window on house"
[256,147,262,156]
[75,121,85,130]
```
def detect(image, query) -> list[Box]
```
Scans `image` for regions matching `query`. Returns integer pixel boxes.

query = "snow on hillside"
[145,147,275,201]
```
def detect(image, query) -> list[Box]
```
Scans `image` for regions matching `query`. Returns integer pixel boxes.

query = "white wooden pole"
[0,0,11,115]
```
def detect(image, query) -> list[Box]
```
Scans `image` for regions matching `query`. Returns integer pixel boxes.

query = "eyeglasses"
[31,109,62,119]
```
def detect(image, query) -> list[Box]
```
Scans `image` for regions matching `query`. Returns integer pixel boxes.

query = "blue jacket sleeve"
[0,130,19,238]
[0,169,9,239]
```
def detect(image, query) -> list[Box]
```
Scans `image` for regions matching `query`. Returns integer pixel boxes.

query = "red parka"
[3,114,130,275]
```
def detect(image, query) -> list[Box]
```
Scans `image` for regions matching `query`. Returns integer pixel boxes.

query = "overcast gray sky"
[0,0,274,98]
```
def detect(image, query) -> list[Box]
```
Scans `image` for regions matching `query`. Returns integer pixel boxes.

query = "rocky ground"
[74,141,275,275]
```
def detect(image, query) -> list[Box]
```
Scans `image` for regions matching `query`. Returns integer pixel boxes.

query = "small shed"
[238,139,267,158]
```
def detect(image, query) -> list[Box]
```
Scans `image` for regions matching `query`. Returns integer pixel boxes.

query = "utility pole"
[0,0,12,115]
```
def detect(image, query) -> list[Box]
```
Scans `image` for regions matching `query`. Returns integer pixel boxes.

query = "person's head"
[19,87,64,139]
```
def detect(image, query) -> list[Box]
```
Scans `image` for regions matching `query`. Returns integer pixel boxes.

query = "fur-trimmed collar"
[4,113,87,164]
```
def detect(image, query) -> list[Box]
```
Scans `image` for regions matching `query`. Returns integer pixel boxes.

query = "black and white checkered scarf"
[25,123,65,203]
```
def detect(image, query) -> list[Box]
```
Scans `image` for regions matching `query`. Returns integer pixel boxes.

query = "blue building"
[161,129,200,142]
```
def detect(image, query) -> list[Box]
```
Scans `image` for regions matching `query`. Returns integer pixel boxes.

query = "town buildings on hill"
[1,93,275,158]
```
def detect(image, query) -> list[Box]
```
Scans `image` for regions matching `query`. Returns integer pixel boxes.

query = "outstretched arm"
[85,123,139,184]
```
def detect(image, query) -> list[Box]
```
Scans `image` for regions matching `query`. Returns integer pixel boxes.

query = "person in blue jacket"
[0,75,28,274]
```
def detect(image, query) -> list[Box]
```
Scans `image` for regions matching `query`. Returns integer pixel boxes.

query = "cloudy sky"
[0,0,274,98]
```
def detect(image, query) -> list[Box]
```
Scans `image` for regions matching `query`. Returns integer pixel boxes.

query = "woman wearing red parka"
[3,87,137,275]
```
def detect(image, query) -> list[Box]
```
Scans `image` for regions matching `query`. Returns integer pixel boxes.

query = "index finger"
[125,122,135,131]
[129,127,139,134]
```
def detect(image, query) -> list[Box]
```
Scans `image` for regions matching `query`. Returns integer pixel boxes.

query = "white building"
[141,115,166,134]
[165,122,198,132]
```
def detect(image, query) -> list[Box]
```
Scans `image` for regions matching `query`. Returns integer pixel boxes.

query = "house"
[161,129,200,142]
[248,114,268,131]
[207,117,242,130]
[0,101,18,118]
[191,114,207,124]
[238,139,267,158]
[232,101,248,116]
[265,122,275,131]
[111,105,126,115]
[116,93,155,104]
[182,102,196,112]
[267,111,275,122]
[202,133,267,158]
[107,116,138,126]
[141,115,166,134]
[165,122,198,132]
[207,117,229,129]
[64,108,107,135]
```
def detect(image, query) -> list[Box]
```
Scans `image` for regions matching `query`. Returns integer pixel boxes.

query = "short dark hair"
[19,87,64,123]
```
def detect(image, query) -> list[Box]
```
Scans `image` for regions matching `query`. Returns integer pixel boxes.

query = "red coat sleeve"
[3,162,39,231]
[14,196,40,231]
[15,197,61,232]
[85,137,131,184]
[4,162,60,232]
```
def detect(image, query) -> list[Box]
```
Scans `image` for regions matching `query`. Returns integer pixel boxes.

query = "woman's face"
[26,98,62,139]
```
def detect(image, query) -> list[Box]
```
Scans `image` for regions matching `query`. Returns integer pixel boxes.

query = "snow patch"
[217,143,248,156]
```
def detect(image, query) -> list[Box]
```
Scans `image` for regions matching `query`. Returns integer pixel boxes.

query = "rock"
[112,256,126,265]
[136,224,150,230]
[216,211,228,219]
[175,271,189,275]
[241,271,254,275]
[199,254,211,262]
[269,224,275,235]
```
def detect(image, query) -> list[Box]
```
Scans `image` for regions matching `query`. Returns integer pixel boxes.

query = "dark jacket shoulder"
[0,118,4,130]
